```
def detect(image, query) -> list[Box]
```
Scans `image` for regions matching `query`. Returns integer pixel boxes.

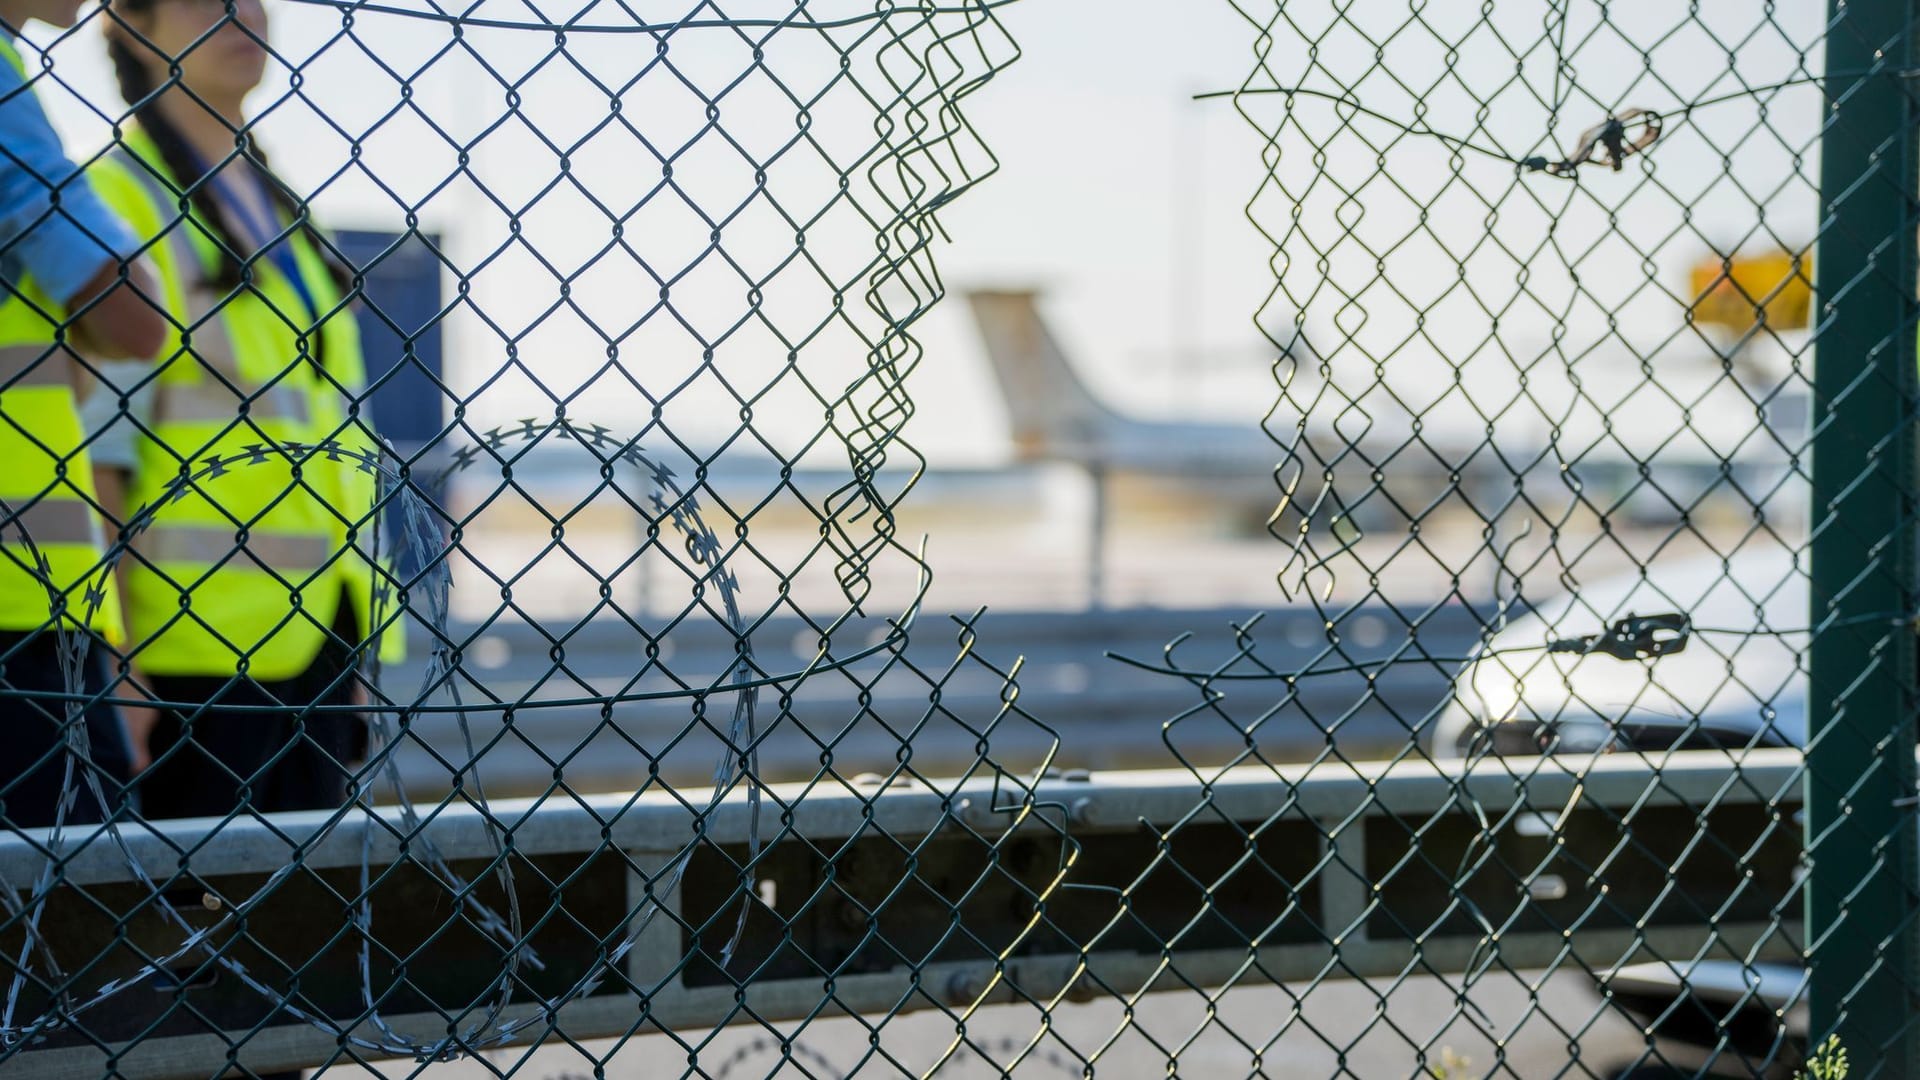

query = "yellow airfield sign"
[1689,248,1813,334]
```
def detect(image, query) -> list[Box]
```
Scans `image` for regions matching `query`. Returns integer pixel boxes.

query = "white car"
[1432,549,1808,760]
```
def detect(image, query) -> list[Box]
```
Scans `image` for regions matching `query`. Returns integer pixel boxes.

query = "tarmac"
[344,972,1698,1078]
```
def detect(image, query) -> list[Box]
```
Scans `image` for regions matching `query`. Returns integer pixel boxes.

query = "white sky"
[29,0,1828,468]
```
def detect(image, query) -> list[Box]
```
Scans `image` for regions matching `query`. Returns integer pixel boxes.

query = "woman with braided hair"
[82,0,395,822]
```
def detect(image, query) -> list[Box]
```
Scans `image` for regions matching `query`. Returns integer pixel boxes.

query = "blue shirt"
[0,30,135,304]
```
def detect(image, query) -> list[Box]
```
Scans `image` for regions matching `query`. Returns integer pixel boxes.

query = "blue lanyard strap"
[193,148,322,323]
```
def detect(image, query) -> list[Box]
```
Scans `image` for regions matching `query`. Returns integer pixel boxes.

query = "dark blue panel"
[332,230,449,578]
[332,229,445,449]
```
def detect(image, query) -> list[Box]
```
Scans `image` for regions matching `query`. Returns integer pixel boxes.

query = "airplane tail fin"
[964,289,1118,461]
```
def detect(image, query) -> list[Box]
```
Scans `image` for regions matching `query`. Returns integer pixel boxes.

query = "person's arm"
[63,257,164,359]
[0,45,163,357]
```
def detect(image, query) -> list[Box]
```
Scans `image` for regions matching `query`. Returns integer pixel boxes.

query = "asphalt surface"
[343,971,1710,1079]
[367,604,1490,799]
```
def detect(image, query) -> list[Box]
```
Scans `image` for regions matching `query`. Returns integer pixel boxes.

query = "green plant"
[1799,1035,1849,1080]
[1427,1047,1477,1080]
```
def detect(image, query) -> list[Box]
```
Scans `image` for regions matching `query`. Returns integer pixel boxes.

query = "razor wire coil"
[0,422,774,1055]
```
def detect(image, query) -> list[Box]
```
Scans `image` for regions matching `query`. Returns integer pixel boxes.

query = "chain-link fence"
[0,0,1914,1077]
[1217,0,1912,1075]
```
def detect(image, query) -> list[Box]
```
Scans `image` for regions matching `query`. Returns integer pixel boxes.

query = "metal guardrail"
[6,749,1804,1078]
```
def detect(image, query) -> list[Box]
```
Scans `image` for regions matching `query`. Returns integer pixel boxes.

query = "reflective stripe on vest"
[0,343,74,389]
[155,376,310,424]
[133,525,331,569]
[0,497,103,549]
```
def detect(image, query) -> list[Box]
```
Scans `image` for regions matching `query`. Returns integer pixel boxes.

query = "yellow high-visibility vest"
[89,129,394,679]
[0,36,121,640]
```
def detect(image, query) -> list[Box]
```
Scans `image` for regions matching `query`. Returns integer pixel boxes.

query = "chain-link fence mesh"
[1211,0,1911,1075]
[0,0,1914,1076]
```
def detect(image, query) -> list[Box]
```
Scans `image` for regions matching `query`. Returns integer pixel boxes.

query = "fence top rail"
[0,749,1805,888]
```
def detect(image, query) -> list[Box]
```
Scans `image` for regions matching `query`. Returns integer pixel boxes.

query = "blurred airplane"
[963,287,1498,536]
[965,289,1286,472]
[962,286,1808,537]
[965,287,1322,534]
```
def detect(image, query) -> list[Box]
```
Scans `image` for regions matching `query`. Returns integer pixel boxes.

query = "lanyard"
[192,149,322,323]
[228,172,319,322]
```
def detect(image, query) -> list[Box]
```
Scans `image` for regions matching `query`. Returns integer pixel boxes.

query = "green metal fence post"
[1808,2,1920,1072]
